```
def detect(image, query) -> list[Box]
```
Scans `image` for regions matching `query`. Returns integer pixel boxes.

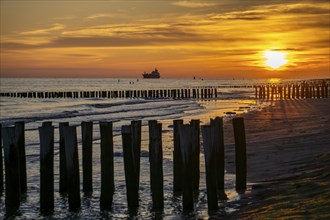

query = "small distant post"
[2,127,21,212]
[15,121,27,193]
[148,120,164,210]
[42,121,52,127]
[292,85,296,99]
[59,122,69,194]
[266,85,270,99]
[179,124,194,212]
[173,119,183,193]
[0,123,3,194]
[81,121,93,194]
[201,125,218,210]
[122,125,139,209]
[232,117,247,191]
[99,121,115,210]
[63,126,81,212]
[39,125,55,213]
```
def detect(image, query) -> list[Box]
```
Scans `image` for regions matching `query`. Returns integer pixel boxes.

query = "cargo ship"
[142,68,160,78]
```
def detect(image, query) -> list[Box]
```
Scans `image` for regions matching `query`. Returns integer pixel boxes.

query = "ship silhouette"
[142,68,160,78]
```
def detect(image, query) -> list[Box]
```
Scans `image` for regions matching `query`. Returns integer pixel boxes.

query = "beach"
[224,98,330,219]
[0,78,329,218]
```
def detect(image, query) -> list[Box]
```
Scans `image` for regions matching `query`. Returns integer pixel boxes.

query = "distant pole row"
[0,88,218,100]
[0,117,247,214]
[254,82,329,100]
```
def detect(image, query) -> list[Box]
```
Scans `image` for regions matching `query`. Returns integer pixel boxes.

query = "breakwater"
[1,117,247,216]
[1,80,329,100]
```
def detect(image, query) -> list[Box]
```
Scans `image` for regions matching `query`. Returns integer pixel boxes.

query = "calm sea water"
[0,78,270,219]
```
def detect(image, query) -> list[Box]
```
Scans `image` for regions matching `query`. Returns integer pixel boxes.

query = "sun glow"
[263,50,288,69]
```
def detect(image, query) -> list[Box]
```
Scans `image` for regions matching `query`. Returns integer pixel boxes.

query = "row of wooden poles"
[0,88,219,99]
[254,83,329,100]
[0,118,247,214]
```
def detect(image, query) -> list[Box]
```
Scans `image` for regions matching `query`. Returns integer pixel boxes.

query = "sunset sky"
[1,0,329,78]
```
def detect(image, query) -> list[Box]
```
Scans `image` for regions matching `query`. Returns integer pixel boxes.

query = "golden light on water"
[268,78,281,84]
[263,50,288,69]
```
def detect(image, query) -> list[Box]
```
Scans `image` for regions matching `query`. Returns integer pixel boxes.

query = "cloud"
[53,16,77,21]
[20,23,65,36]
[86,13,114,20]
[282,4,330,15]
[172,0,216,8]
[1,1,328,58]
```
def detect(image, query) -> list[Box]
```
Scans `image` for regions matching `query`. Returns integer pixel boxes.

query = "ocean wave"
[0,99,202,127]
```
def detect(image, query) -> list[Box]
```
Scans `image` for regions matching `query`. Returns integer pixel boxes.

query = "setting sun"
[263,50,288,69]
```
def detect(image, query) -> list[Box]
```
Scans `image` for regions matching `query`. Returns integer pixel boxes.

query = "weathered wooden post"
[99,121,115,210]
[15,121,27,193]
[266,85,270,99]
[63,126,81,211]
[211,117,226,198]
[279,86,283,99]
[148,120,164,210]
[232,117,247,191]
[0,123,3,194]
[317,85,320,99]
[131,120,141,187]
[122,125,139,209]
[190,119,200,191]
[42,121,52,127]
[201,125,218,210]
[321,83,325,98]
[173,119,183,193]
[178,124,194,211]
[59,122,69,194]
[325,83,329,98]
[81,121,93,194]
[39,125,55,212]
[2,127,21,212]
[292,85,296,99]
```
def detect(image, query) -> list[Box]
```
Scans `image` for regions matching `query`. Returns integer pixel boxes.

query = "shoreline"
[223,98,330,219]
[0,95,329,218]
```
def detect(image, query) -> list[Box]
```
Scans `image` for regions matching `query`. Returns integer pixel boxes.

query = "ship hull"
[142,74,160,78]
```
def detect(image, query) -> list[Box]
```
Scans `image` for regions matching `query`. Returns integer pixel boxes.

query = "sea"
[0,78,278,219]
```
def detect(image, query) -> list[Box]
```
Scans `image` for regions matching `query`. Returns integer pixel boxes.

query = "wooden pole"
[201,125,218,210]
[2,127,21,212]
[59,122,69,194]
[131,120,141,192]
[173,119,183,193]
[63,126,81,211]
[122,125,139,209]
[232,117,247,191]
[15,121,27,193]
[81,121,93,194]
[190,119,200,191]
[178,124,194,212]
[148,120,164,210]
[211,117,226,198]
[39,125,54,212]
[99,121,115,210]
[0,123,3,194]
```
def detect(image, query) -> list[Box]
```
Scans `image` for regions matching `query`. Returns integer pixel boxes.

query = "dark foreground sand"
[225,98,330,219]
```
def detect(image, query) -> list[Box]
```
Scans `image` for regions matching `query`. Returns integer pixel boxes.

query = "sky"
[0,0,329,78]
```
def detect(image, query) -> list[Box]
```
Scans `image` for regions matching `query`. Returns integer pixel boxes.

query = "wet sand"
[225,98,330,219]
